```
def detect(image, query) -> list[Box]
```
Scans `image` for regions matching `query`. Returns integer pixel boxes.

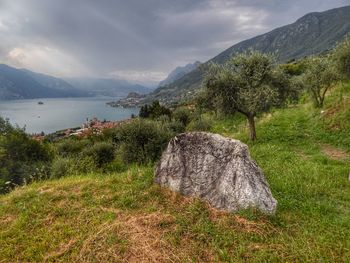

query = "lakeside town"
[106,92,146,108]
[31,117,133,141]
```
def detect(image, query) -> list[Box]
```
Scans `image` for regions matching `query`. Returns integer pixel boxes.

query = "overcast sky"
[0,0,349,85]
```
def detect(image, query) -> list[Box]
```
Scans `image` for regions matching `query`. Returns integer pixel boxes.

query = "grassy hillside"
[1,83,350,262]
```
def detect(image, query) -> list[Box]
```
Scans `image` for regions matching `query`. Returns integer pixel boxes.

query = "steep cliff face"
[147,6,350,105]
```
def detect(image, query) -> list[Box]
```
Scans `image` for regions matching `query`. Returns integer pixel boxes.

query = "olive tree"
[203,51,289,141]
[332,36,350,78]
[302,56,340,108]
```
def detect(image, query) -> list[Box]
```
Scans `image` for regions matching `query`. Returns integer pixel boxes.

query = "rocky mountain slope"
[147,5,350,104]
[158,61,201,87]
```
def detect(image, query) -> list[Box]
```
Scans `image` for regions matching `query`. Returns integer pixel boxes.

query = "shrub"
[50,158,73,179]
[186,116,212,132]
[56,139,90,157]
[73,156,97,173]
[139,101,171,119]
[103,157,128,173]
[0,118,53,193]
[272,66,301,105]
[173,107,191,126]
[27,162,51,182]
[101,128,118,142]
[114,120,172,164]
[281,61,306,76]
[0,117,14,134]
[51,156,96,179]
[157,114,171,123]
[82,142,115,167]
[166,120,186,134]
[1,131,53,163]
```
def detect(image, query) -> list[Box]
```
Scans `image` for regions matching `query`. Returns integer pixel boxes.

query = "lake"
[0,97,139,134]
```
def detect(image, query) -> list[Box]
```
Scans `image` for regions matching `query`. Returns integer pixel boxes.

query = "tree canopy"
[301,56,340,108]
[332,35,350,78]
[202,50,290,140]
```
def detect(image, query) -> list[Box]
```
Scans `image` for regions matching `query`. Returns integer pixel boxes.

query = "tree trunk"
[248,115,257,141]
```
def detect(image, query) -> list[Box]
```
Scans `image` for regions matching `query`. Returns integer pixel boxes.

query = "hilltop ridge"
[146,5,350,105]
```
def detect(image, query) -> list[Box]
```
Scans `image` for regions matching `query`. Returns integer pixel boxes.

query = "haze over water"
[0,97,139,134]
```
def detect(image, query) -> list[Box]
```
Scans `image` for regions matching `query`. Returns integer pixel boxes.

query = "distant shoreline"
[0,97,139,134]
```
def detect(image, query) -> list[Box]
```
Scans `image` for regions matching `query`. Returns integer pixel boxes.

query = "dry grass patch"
[76,211,200,263]
[321,144,349,161]
[44,239,77,262]
[0,214,16,227]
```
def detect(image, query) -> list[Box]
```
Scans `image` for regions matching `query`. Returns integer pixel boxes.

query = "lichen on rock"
[155,132,277,214]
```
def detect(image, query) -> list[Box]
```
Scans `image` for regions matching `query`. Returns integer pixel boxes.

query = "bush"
[272,66,301,105]
[113,120,172,164]
[157,114,171,123]
[187,116,213,132]
[101,128,119,142]
[82,142,115,167]
[281,61,306,76]
[166,120,186,134]
[56,139,90,157]
[139,101,171,119]
[51,156,96,179]
[0,118,53,193]
[0,117,15,134]
[172,107,191,126]
[103,157,128,173]
[50,158,73,179]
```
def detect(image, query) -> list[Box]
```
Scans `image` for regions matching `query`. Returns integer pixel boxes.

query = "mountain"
[0,64,88,100]
[20,69,87,97]
[65,78,153,98]
[147,5,350,105]
[159,61,201,87]
[0,63,153,100]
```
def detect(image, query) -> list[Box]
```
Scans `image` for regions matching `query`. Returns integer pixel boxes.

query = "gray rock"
[155,132,277,214]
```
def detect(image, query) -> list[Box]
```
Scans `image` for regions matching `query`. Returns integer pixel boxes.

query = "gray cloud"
[0,0,349,84]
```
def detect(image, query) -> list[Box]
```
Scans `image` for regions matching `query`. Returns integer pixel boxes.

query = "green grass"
[1,84,350,262]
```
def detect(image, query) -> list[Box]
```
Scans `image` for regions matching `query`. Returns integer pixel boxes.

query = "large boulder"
[155,132,277,214]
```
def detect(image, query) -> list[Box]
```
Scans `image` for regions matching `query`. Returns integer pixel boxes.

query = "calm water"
[0,97,139,134]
